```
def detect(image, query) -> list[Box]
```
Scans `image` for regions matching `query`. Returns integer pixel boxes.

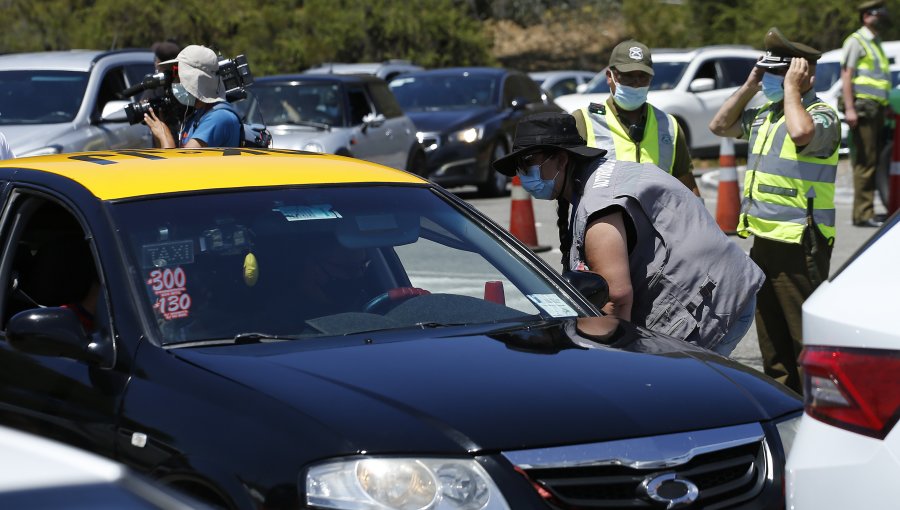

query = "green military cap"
[608,40,654,76]
[757,27,822,70]
[858,0,886,12]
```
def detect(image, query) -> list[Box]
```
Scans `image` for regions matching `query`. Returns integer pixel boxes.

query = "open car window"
[110,186,583,345]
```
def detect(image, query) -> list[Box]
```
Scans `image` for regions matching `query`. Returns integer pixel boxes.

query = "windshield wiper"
[233,332,296,344]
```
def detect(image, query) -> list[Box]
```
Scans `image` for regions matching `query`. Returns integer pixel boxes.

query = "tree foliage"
[1,0,899,74]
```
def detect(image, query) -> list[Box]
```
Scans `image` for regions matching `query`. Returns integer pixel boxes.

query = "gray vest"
[569,158,765,350]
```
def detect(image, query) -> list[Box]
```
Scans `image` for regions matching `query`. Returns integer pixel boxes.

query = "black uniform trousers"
[749,234,831,394]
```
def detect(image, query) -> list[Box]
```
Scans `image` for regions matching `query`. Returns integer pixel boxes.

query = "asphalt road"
[458,157,886,376]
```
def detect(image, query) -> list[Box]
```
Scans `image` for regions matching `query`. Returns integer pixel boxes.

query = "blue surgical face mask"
[519,155,560,200]
[761,72,785,103]
[171,82,196,107]
[611,78,649,111]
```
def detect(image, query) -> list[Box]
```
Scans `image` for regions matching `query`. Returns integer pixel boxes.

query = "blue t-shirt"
[180,103,241,148]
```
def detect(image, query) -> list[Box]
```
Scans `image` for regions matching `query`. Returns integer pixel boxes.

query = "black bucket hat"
[493,113,607,176]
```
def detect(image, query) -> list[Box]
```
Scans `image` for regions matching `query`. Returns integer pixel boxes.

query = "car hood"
[2,123,74,155]
[174,318,799,455]
[405,107,497,133]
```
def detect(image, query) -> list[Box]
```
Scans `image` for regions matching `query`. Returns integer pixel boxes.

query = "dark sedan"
[0,149,799,510]
[389,67,563,196]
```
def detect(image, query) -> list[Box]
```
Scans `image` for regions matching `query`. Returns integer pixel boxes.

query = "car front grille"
[503,423,769,509]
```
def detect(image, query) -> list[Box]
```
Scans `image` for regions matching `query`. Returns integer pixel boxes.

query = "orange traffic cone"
[715,137,741,235]
[890,113,900,216]
[509,176,551,252]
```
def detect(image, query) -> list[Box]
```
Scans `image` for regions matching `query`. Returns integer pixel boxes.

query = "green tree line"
[0,0,897,74]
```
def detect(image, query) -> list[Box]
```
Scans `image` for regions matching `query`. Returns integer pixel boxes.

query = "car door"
[0,191,124,458]
[345,84,398,168]
[366,80,415,170]
[684,55,757,150]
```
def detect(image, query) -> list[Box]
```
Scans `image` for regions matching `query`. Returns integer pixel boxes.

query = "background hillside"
[1,0,897,74]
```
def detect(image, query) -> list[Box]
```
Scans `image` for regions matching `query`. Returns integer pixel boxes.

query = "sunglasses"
[516,152,551,173]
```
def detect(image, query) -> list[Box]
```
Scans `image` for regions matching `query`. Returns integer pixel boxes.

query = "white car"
[553,45,763,156]
[529,70,597,100]
[0,424,204,508]
[786,214,900,509]
[302,60,423,82]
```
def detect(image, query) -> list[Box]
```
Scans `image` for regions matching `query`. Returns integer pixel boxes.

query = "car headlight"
[775,413,801,459]
[18,145,62,157]
[302,142,325,153]
[306,457,510,510]
[447,126,484,144]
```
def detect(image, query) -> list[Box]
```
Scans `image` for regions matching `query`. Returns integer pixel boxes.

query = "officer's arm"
[584,211,633,321]
[841,67,858,128]
[784,58,815,147]
[709,65,764,138]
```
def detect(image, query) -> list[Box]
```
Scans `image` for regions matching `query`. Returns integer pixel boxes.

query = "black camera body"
[218,54,254,102]
[121,53,256,125]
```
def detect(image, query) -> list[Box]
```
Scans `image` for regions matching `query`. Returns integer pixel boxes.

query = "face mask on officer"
[171,82,196,107]
[518,153,560,200]
[761,72,785,102]
[611,76,649,111]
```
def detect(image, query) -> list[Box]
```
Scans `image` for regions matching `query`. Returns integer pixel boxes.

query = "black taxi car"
[0,149,799,509]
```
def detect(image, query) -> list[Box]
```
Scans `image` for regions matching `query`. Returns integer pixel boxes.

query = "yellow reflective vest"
[576,103,678,173]
[847,30,891,105]
[739,101,839,244]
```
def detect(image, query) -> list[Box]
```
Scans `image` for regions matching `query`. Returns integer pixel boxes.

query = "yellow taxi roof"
[0,149,427,200]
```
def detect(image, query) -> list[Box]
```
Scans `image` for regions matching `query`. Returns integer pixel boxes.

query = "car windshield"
[234,82,344,126]
[583,62,688,93]
[815,61,842,93]
[389,74,497,110]
[111,186,583,345]
[0,71,88,125]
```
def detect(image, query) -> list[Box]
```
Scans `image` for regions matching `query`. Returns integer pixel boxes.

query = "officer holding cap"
[843,0,892,228]
[573,40,700,196]
[709,27,840,393]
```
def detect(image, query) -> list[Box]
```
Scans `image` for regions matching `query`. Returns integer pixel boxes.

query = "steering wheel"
[363,287,430,314]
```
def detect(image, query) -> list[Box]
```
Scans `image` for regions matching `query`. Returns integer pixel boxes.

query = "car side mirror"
[689,78,715,93]
[100,100,130,123]
[561,270,609,310]
[6,307,113,367]
[576,83,588,94]
[510,96,530,110]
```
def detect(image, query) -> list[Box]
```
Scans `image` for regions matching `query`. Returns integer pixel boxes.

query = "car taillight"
[800,346,900,439]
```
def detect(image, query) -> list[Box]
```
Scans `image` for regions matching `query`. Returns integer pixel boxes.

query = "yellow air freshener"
[243,252,259,287]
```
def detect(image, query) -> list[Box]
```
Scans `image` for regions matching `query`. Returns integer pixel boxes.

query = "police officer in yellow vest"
[573,40,700,196]
[709,28,840,393]
[843,0,892,228]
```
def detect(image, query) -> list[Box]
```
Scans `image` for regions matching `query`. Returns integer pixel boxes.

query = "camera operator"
[144,45,240,148]
[142,40,187,144]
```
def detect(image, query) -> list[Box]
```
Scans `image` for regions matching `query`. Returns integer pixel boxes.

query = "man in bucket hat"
[494,112,764,356]
[144,45,241,148]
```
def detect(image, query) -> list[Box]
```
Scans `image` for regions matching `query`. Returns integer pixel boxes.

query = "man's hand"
[746,60,765,90]
[784,57,810,96]
[144,108,176,148]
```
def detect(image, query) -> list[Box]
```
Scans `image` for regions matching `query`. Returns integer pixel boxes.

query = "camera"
[218,54,254,102]
[124,95,177,125]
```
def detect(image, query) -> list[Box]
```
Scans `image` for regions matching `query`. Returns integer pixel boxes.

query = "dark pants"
[750,235,831,394]
[849,99,886,224]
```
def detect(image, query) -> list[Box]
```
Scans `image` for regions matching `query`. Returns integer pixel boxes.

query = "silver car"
[237,74,425,173]
[0,50,155,157]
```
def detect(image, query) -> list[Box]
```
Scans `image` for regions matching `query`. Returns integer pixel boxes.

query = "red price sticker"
[147,267,192,320]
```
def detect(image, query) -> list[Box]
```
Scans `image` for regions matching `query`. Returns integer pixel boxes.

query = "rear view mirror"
[100,100,130,122]
[6,307,113,367]
[562,270,609,310]
[689,78,715,93]
[336,213,420,249]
